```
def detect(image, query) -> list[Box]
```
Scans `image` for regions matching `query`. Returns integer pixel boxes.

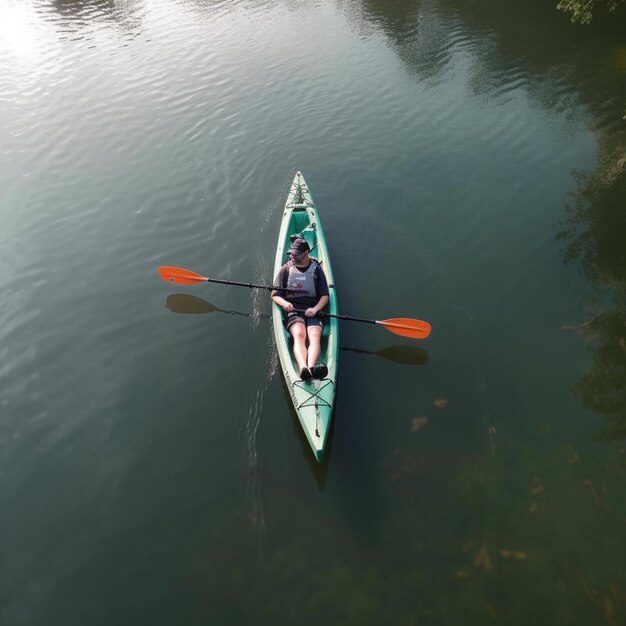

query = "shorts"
[285,311,324,331]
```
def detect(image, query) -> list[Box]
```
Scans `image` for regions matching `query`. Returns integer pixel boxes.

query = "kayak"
[272,172,338,462]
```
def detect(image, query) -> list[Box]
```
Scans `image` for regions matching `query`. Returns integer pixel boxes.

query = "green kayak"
[272,172,338,462]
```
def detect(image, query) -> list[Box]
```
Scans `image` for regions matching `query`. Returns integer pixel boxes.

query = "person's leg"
[289,322,309,374]
[306,325,323,369]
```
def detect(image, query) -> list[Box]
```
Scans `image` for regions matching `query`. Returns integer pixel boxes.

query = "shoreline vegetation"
[557,0,625,23]
[559,0,625,123]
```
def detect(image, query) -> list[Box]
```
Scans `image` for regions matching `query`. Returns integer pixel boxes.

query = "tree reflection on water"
[559,129,626,450]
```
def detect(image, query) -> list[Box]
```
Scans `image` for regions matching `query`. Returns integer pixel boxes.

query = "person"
[271,237,329,381]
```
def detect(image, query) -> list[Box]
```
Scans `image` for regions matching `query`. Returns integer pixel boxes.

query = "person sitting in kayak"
[271,237,329,382]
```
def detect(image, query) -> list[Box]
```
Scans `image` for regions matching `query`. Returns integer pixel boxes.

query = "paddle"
[158,266,431,340]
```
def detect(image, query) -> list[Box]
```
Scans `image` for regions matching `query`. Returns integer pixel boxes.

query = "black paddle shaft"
[293,308,375,325]
[206,277,290,292]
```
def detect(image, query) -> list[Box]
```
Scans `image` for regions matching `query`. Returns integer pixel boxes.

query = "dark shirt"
[272,260,329,308]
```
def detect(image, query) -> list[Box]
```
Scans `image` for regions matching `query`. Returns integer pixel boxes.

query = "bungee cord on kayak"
[293,378,334,439]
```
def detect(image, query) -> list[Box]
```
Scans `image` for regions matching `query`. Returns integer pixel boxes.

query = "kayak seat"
[290,226,317,252]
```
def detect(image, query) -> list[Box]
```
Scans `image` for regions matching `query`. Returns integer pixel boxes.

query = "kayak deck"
[272,172,338,462]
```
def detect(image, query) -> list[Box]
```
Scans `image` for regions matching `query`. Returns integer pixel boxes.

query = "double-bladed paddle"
[158,266,431,340]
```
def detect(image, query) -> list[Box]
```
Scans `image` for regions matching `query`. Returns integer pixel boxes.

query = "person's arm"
[272,293,294,312]
[305,294,328,317]
[271,267,294,312]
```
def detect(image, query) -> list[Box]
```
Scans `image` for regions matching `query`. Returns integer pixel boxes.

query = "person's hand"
[282,302,294,313]
[305,307,317,317]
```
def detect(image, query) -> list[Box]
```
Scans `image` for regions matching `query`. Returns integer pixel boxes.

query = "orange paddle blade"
[377,317,432,339]
[158,266,208,285]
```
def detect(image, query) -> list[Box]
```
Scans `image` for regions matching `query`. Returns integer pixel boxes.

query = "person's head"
[288,237,310,262]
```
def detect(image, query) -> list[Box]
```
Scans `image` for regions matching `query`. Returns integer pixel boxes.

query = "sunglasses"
[290,248,308,258]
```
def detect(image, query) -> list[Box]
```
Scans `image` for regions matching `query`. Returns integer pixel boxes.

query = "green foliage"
[556,0,626,117]
[556,0,624,23]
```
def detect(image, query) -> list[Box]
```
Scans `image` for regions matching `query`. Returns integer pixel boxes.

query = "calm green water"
[2,0,626,624]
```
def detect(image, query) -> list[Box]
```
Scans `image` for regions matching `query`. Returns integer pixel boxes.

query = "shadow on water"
[166,293,252,317]
[340,344,429,366]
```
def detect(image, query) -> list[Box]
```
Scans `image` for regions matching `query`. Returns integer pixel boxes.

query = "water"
[1,0,625,624]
